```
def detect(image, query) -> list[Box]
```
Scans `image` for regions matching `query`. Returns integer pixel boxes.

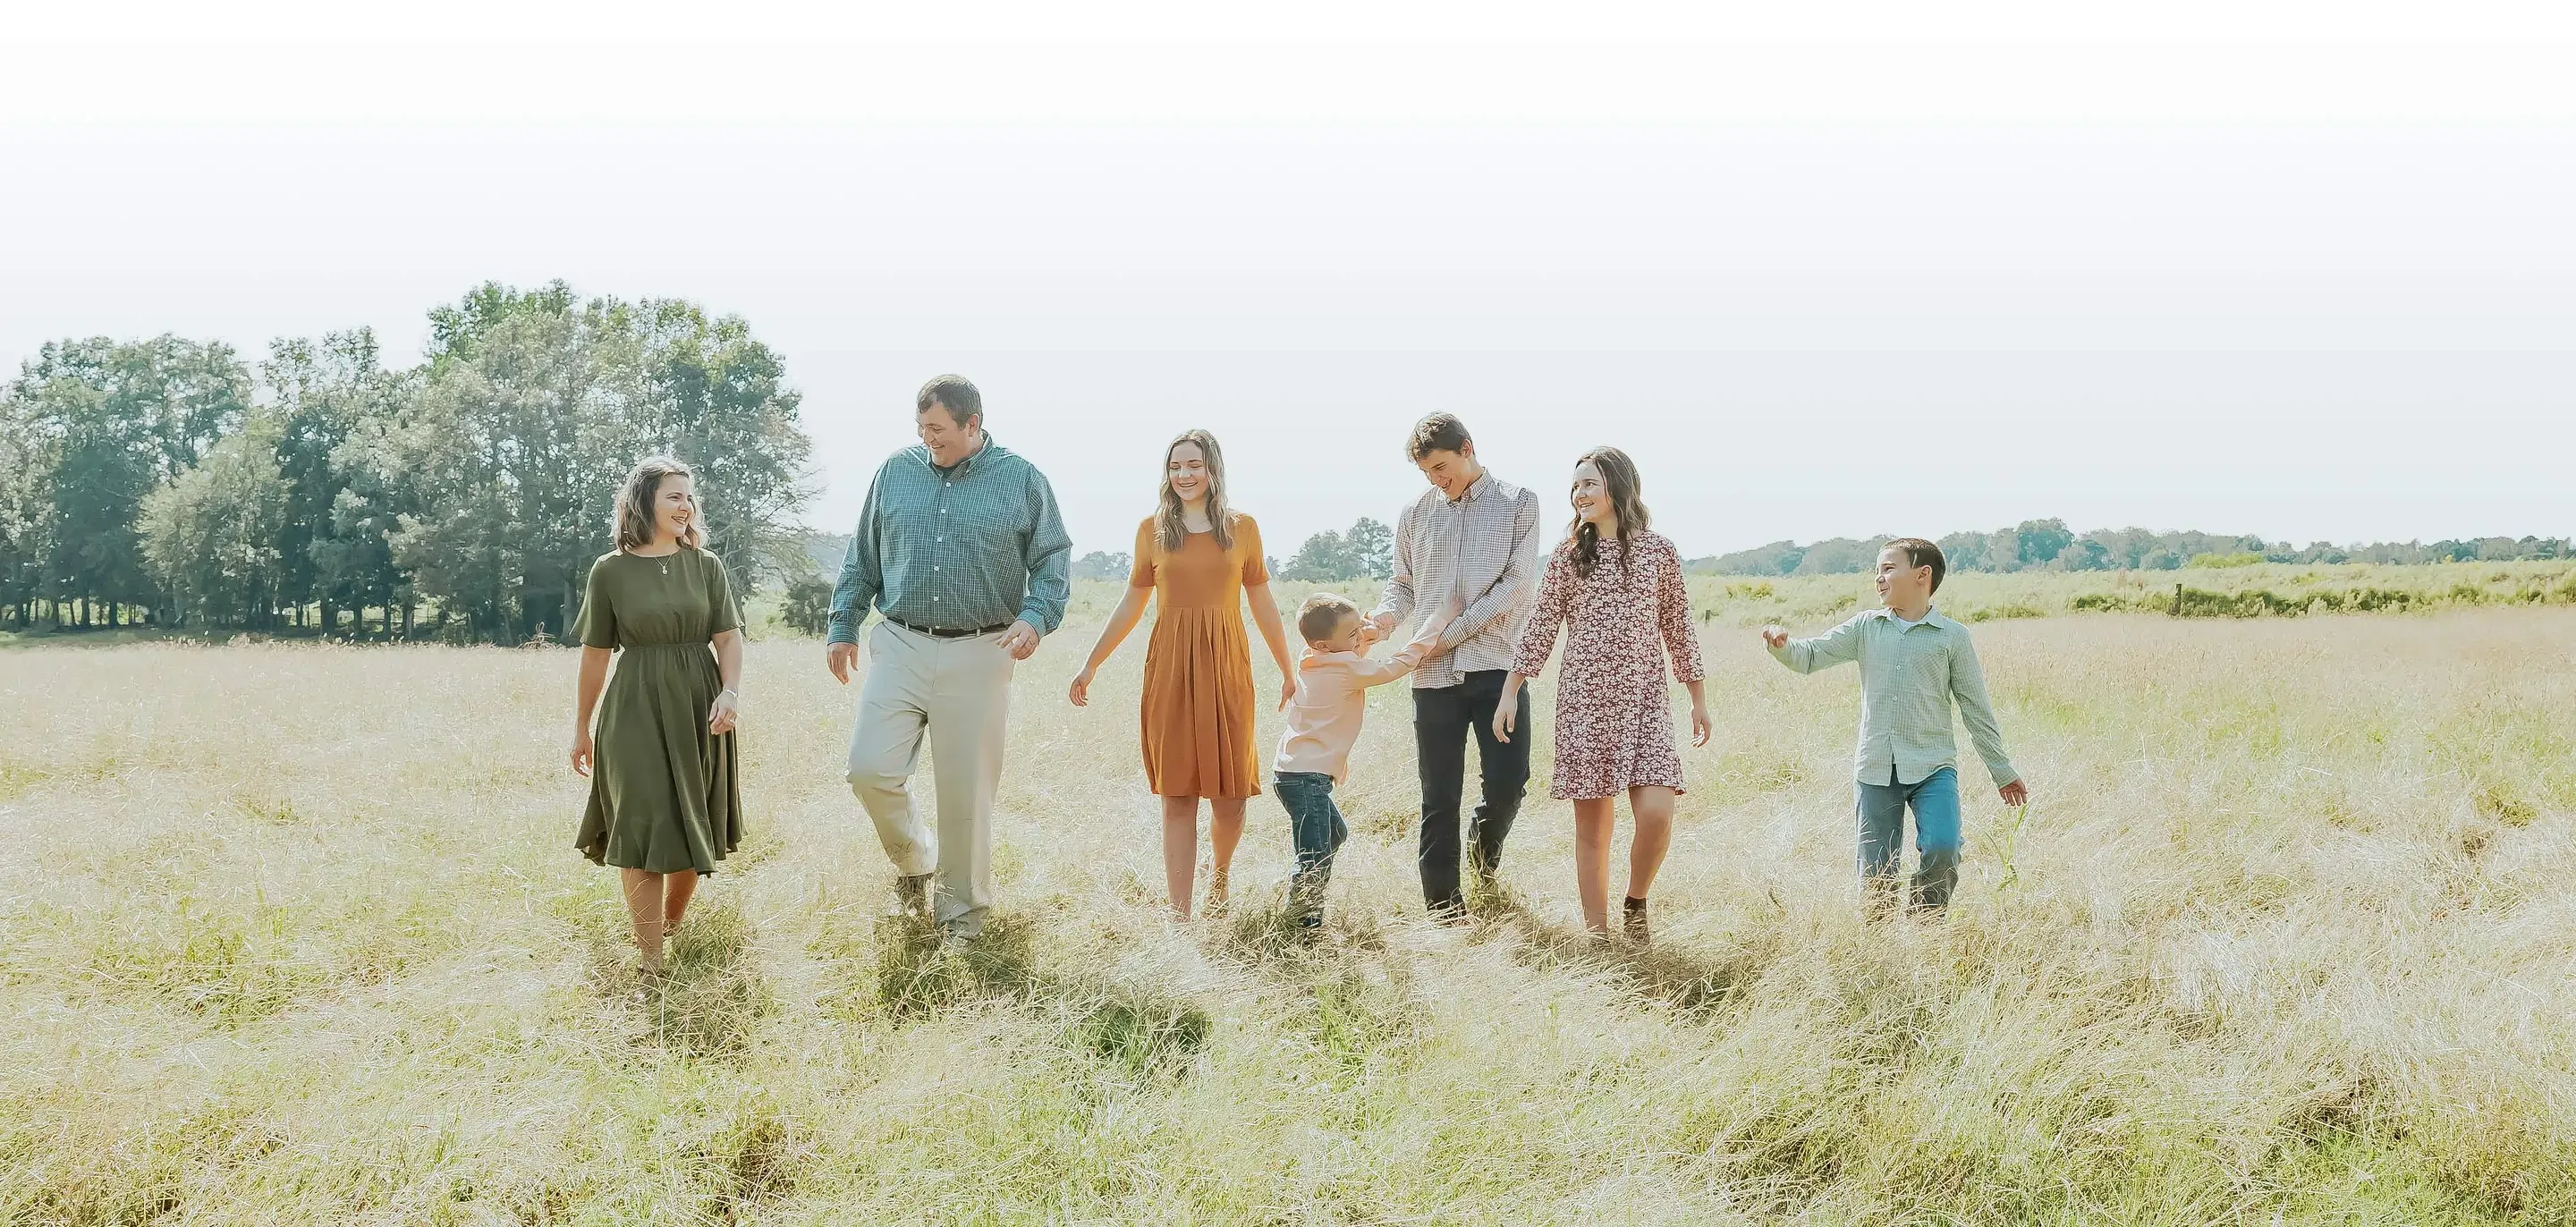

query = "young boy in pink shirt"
[1274,593,1457,928]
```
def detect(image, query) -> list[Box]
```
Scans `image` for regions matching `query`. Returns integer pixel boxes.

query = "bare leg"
[1624,786,1677,901]
[1572,799,1616,935]
[618,868,665,974]
[662,868,699,938]
[1207,797,1246,911]
[1161,796,1200,918]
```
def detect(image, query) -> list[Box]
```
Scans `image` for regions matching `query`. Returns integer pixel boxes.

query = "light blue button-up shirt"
[1769,606,2020,787]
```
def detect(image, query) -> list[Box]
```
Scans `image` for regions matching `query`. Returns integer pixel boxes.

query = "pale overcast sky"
[4,2,2571,558]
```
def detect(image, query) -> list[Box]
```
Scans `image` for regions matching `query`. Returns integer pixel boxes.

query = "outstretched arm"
[1764,614,1866,673]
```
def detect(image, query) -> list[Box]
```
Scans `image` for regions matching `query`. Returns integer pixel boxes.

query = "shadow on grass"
[1208,887,1425,1073]
[1470,885,1777,1019]
[586,896,771,1058]
[864,907,1216,1084]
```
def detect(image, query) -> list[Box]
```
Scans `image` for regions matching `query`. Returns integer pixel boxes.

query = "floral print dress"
[1511,531,1707,800]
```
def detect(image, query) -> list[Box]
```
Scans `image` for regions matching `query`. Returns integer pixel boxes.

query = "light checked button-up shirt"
[1368,471,1542,690]
[826,435,1073,645]
[1768,606,2021,788]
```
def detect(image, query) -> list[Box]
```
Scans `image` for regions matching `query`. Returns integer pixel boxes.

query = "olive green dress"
[573,547,743,875]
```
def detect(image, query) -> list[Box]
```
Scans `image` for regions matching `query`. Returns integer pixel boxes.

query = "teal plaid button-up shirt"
[826,436,1072,644]
[1768,606,2020,788]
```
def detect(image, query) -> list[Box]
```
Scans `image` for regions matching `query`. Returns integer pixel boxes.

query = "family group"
[567,376,2029,978]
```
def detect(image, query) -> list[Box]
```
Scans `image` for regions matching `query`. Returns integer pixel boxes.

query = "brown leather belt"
[889,617,1010,639]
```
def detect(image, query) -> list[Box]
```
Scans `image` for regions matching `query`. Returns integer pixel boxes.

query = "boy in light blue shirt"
[1763,537,2029,913]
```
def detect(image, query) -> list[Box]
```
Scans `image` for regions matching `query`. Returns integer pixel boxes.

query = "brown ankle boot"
[1622,896,1649,944]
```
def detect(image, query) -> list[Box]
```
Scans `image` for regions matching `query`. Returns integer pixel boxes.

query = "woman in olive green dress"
[569,457,746,979]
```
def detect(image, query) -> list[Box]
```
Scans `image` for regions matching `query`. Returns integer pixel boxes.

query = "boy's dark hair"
[917,375,982,427]
[1885,537,1946,594]
[1405,412,1472,461]
[1297,592,1359,644]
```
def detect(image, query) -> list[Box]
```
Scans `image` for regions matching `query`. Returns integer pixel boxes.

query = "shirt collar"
[926,433,996,478]
[1448,471,1496,505]
[1873,605,1944,629]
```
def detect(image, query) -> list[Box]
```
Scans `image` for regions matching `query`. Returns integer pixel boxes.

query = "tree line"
[0,282,814,642]
[1699,519,2573,577]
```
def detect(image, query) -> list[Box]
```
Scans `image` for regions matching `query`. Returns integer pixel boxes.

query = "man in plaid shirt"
[1368,413,1543,918]
[826,376,1072,948]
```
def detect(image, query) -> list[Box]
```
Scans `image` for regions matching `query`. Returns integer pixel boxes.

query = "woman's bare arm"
[1069,586,1153,706]
[1243,580,1297,709]
[571,647,613,774]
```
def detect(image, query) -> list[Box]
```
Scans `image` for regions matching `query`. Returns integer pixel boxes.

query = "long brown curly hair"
[1568,446,1648,580]
[1154,429,1235,554]
[614,456,706,554]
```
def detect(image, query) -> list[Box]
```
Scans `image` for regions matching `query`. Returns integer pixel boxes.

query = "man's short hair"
[1885,537,1947,594]
[1405,412,1472,462]
[917,375,981,427]
[1297,592,1359,643]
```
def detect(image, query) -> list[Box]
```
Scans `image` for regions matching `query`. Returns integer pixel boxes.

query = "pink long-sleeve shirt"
[1271,631,1439,783]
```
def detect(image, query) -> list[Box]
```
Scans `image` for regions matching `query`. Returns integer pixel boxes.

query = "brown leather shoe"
[1622,896,1649,945]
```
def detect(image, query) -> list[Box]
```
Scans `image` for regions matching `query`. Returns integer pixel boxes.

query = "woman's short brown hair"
[614,456,703,554]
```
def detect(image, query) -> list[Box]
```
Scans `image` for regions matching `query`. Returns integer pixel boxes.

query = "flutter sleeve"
[1238,514,1269,586]
[1129,519,1159,589]
[705,551,742,637]
[575,555,618,650]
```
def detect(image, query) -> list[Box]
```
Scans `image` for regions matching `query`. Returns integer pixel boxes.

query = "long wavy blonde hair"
[1154,429,1235,553]
[614,456,707,553]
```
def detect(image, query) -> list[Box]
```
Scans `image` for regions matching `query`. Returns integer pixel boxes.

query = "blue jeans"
[1855,766,1962,910]
[1274,771,1345,927]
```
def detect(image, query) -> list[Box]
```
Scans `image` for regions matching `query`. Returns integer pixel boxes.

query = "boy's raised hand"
[1999,780,2029,808]
[1761,624,1790,649]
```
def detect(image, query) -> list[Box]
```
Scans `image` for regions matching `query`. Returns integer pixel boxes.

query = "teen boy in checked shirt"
[1366,412,1544,919]
[1763,537,2030,914]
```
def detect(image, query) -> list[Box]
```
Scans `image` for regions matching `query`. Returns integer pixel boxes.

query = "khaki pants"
[847,620,1015,934]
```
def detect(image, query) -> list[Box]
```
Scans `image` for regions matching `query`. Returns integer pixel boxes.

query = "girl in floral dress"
[1496,446,1709,941]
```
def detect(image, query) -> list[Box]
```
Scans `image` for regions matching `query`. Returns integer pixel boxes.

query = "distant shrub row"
[2070,575,2576,619]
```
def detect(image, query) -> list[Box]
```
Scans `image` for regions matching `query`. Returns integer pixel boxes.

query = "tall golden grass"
[3,593,2572,1223]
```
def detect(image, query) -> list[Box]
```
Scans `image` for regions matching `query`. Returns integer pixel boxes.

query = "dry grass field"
[4,585,2574,1223]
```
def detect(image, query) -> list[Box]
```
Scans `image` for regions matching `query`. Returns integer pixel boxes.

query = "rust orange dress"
[1130,513,1268,799]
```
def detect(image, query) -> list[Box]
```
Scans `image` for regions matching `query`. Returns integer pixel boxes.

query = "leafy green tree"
[1282,529,1348,581]
[1072,551,1131,580]
[780,574,835,636]
[1283,517,1396,582]
[0,393,59,626]
[379,290,623,642]
[267,330,412,634]
[4,336,250,626]
[1345,517,1394,580]
[2011,519,2075,570]
[140,413,291,628]
[626,298,815,585]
